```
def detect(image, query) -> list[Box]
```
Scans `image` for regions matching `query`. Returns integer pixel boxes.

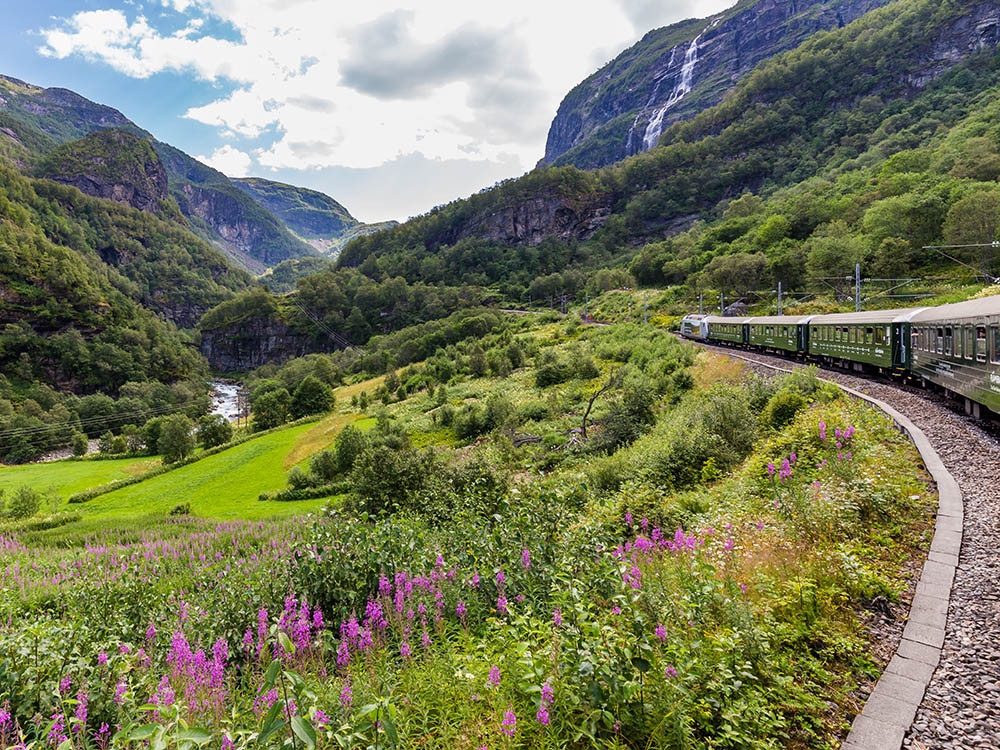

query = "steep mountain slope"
[544,0,891,169]
[339,0,1000,290]
[232,178,397,257]
[37,129,172,214]
[0,162,210,392]
[0,76,316,271]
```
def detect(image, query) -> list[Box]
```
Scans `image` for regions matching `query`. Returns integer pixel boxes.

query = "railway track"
[689,339,1000,749]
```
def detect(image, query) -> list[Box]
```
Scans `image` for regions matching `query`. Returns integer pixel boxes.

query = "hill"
[0,75,320,271]
[337,0,1000,299]
[232,177,397,257]
[37,129,173,215]
[543,0,890,169]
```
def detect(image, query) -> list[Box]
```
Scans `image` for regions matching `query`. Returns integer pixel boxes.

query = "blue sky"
[2,0,732,223]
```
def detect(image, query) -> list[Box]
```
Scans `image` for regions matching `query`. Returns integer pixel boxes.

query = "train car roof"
[681,314,708,321]
[908,294,1000,322]
[703,316,752,324]
[808,308,928,324]
[744,315,814,324]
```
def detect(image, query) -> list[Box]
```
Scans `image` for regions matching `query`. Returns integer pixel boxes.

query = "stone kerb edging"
[688,344,960,750]
[835,383,961,750]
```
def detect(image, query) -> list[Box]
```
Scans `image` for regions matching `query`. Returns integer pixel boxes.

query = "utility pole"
[720,292,725,316]
[643,293,647,324]
[699,293,703,314]
[585,293,589,318]
[777,281,783,315]
[855,263,861,312]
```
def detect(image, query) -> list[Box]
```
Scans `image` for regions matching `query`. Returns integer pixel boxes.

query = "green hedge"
[258,480,351,503]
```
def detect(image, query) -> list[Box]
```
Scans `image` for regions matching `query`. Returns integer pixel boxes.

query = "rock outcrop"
[200,317,329,372]
[449,193,612,246]
[543,0,891,169]
[38,129,169,213]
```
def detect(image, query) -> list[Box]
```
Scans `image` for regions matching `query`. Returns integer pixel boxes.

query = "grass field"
[0,455,159,498]
[78,421,327,519]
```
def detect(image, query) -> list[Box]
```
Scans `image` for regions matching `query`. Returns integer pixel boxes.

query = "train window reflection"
[977,327,987,363]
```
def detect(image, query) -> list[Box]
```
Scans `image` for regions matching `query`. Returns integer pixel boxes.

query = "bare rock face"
[39,129,169,212]
[543,0,892,169]
[906,4,1000,88]
[452,194,613,246]
[200,317,328,372]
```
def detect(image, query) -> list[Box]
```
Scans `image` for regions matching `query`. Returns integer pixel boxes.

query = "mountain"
[338,0,1000,292]
[37,129,172,214]
[543,0,892,169]
[232,177,397,257]
[0,75,324,272]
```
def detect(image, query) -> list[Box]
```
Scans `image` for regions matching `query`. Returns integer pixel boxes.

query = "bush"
[454,404,488,439]
[197,414,234,448]
[518,400,550,422]
[159,414,195,464]
[291,375,335,419]
[111,434,128,454]
[762,388,808,429]
[169,502,191,516]
[98,430,115,454]
[6,486,42,519]
[143,416,165,454]
[350,445,433,516]
[287,466,312,490]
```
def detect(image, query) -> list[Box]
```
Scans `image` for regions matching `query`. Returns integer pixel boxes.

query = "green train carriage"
[703,316,749,344]
[745,315,812,353]
[909,296,1000,417]
[806,309,927,371]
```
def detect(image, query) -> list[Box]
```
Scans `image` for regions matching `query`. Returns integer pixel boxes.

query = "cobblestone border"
[691,345,961,750]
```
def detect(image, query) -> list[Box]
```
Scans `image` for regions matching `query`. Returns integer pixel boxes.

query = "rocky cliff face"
[544,0,891,169]
[38,129,169,212]
[449,193,613,246]
[200,317,327,372]
[905,4,1000,88]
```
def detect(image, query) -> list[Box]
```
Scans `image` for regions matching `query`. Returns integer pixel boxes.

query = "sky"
[2,0,734,223]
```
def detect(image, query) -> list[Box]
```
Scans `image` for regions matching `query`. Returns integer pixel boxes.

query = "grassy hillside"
[0,455,159,498]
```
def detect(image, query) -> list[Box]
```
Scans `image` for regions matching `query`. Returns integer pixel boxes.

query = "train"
[680,294,1000,419]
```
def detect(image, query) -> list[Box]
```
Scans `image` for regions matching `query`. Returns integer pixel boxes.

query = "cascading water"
[639,17,720,152]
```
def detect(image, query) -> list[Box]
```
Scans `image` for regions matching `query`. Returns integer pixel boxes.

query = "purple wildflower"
[655,624,667,642]
[552,608,562,627]
[487,665,500,687]
[521,549,531,570]
[500,710,517,737]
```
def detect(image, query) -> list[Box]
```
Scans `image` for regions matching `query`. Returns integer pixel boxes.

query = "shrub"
[518,400,550,422]
[98,430,115,454]
[111,434,127,454]
[350,445,433,516]
[287,466,312,490]
[159,414,195,464]
[6,486,42,519]
[169,502,191,516]
[143,416,165,454]
[454,404,488,439]
[762,388,808,429]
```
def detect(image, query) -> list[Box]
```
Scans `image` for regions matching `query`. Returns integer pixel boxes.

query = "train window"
[964,327,974,359]
[993,327,1000,364]
[977,327,987,363]
[944,327,953,356]
[935,328,944,354]
[875,327,885,345]
[865,327,874,344]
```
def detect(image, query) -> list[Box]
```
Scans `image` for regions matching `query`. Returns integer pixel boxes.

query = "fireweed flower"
[457,600,467,620]
[471,572,480,588]
[501,710,517,737]
[625,511,633,526]
[73,689,88,732]
[521,549,531,570]
[487,665,500,687]
[496,569,505,585]
[97,652,108,667]
[665,665,677,679]
[767,462,775,476]
[497,595,508,614]
[340,683,353,711]
[400,641,412,659]
[552,608,562,627]
[655,624,667,641]
[113,679,127,705]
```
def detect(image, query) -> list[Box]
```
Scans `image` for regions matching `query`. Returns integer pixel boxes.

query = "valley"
[3,0,1000,747]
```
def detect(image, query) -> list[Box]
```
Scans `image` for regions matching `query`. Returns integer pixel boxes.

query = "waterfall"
[639,17,720,152]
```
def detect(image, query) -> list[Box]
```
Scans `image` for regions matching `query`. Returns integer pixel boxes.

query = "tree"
[943,191,1000,279]
[291,375,335,419]
[468,346,487,377]
[703,253,766,297]
[159,414,195,464]
[111,434,127,454]
[71,432,89,457]
[98,430,115,454]
[143,416,165,455]
[197,414,233,448]
[350,445,432,516]
[253,388,290,431]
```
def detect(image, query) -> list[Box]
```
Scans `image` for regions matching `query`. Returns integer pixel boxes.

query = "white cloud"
[37,1,733,193]
[195,144,252,176]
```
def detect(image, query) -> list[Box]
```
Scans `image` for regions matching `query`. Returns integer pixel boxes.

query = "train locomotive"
[680,294,1000,419]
